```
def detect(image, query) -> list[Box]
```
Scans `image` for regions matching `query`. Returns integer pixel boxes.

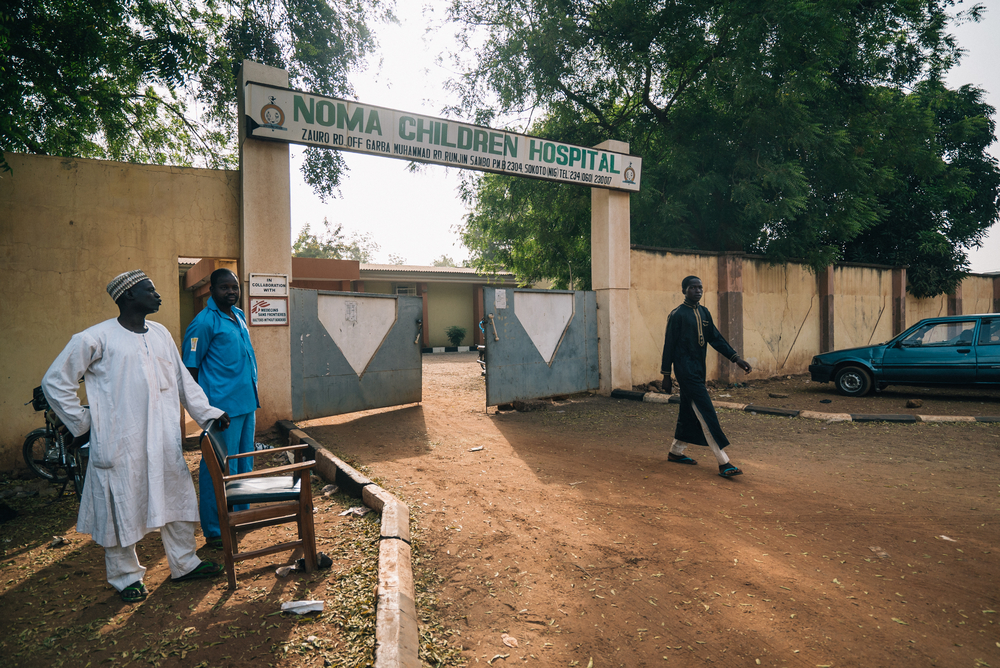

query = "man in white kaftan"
[43,270,228,602]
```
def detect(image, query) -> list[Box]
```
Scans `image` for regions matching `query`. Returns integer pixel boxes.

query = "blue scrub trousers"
[199,411,255,540]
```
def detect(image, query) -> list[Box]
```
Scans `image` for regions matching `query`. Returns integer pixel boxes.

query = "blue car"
[808,314,1000,396]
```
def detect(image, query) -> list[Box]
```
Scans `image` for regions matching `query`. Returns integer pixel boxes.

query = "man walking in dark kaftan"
[661,276,752,478]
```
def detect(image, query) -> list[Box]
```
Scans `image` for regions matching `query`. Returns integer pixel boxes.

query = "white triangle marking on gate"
[514,292,575,366]
[316,295,397,378]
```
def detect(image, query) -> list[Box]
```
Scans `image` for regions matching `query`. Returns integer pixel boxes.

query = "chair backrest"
[202,420,229,474]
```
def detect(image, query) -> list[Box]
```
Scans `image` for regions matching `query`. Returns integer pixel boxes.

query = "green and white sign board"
[245,82,641,192]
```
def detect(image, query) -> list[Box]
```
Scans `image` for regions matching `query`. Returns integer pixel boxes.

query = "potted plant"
[445,325,467,347]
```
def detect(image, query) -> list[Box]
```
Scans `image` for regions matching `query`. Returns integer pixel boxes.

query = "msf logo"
[259,96,287,131]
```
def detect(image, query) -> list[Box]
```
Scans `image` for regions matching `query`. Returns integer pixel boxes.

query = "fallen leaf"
[487,654,509,665]
[891,618,908,625]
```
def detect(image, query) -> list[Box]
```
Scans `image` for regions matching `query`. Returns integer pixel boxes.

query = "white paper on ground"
[281,600,325,614]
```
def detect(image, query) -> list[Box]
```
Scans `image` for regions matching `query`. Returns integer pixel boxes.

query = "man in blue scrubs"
[183,268,259,549]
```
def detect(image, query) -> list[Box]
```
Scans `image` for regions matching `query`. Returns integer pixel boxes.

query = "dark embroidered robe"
[661,301,740,448]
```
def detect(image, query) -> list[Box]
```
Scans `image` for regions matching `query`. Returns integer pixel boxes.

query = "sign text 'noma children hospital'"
[245,82,641,192]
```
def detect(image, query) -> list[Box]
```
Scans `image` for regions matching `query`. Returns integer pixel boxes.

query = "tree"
[292,218,379,263]
[387,253,407,265]
[449,0,998,296]
[1,0,394,194]
[431,255,459,267]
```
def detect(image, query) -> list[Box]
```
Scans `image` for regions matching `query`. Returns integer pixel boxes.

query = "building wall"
[743,260,820,377]
[833,266,895,349]
[427,283,474,347]
[630,249,720,386]
[0,153,239,469]
[963,275,995,315]
[906,293,948,324]
[364,281,394,295]
[629,247,998,385]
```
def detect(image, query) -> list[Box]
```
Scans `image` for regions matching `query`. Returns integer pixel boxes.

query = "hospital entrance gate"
[482,287,600,407]
[290,288,423,420]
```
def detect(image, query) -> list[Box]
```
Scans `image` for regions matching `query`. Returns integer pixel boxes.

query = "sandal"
[718,463,743,478]
[668,453,698,465]
[204,537,224,550]
[120,581,147,603]
[172,560,224,582]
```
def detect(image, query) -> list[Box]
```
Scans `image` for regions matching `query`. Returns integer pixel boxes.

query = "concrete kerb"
[276,421,419,668]
[633,393,1000,423]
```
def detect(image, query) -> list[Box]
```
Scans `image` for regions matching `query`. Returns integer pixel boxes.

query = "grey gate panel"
[291,288,422,420]
[483,287,599,406]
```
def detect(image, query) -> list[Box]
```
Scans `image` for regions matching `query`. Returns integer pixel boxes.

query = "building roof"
[360,264,521,285]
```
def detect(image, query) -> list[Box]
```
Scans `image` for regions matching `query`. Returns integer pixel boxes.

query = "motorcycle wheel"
[23,429,70,482]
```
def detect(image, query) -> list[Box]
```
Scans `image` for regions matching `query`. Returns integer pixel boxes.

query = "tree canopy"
[292,218,379,263]
[449,0,999,296]
[1,0,393,195]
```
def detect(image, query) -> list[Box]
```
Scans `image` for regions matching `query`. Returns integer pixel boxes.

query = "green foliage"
[450,0,999,297]
[1,0,393,192]
[445,326,467,346]
[387,253,406,265]
[432,255,459,267]
[292,218,379,262]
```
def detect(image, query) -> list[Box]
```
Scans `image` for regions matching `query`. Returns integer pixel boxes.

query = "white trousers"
[670,402,730,465]
[103,521,202,591]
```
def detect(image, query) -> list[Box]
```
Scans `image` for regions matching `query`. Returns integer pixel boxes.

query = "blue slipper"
[668,453,698,465]
[718,463,743,478]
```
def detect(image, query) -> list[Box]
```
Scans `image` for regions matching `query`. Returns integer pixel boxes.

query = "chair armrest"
[227,444,308,461]
[221,460,315,482]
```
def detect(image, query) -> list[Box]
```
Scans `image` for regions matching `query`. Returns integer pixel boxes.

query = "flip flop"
[204,537,224,550]
[172,560,224,582]
[718,463,743,478]
[120,581,147,603]
[668,453,698,465]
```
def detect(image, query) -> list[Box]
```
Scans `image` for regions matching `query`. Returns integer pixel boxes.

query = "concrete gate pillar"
[591,140,632,394]
[238,60,293,429]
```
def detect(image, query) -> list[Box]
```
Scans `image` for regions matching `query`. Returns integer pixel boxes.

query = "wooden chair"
[200,420,318,588]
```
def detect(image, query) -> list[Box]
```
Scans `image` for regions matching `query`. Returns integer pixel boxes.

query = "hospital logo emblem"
[623,162,636,185]
[260,97,287,130]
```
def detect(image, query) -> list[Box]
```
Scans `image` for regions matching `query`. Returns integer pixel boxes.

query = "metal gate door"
[290,288,423,420]
[483,287,599,406]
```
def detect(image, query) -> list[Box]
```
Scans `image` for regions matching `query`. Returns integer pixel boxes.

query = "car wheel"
[834,365,873,397]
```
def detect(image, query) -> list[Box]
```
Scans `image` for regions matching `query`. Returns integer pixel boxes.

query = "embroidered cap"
[106,270,150,302]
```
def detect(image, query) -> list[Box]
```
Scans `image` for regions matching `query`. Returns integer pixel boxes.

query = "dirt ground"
[299,353,1000,667]
[2,354,999,668]
[0,448,392,668]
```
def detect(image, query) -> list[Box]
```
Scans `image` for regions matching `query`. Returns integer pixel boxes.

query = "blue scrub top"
[182,297,259,416]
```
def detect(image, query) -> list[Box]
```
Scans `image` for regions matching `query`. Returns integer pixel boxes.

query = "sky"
[289,1,1000,273]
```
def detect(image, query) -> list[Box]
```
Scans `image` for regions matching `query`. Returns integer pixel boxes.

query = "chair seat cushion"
[226,476,301,505]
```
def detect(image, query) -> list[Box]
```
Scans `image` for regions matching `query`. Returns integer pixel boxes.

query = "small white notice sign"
[249,297,288,326]
[249,273,289,297]
[495,289,507,309]
[345,301,357,323]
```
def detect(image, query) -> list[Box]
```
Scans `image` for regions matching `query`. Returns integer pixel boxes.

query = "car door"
[976,317,1000,383]
[880,319,978,384]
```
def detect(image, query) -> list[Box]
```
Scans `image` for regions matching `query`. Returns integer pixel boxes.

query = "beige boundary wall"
[0,153,239,469]
[630,247,1000,387]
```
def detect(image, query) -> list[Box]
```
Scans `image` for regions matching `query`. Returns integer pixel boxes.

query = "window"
[393,283,416,296]
[901,321,977,347]
[979,320,1000,346]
